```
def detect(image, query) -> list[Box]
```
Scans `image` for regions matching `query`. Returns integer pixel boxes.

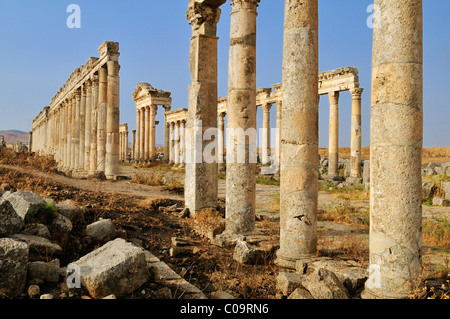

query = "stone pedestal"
[276,0,319,269]
[362,0,423,299]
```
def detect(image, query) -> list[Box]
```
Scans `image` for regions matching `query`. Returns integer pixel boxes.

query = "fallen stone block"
[72,238,150,299]
[233,239,267,265]
[441,181,450,200]
[3,191,49,222]
[22,223,51,239]
[27,259,61,283]
[86,219,116,243]
[277,272,304,295]
[288,287,313,299]
[0,238,29,298]
[432,197,450,207]
[56,201,85,223]
[148,261,181,282]
[12,234,62,262]
[301,268,349,299]
[0,198,24,237]
[166,278,207,299]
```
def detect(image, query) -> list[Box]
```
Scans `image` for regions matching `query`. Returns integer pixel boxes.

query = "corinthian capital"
[230,0,260,12]
[187,0,226,35]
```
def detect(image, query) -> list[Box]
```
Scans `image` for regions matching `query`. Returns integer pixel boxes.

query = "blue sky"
[0,0,448,147]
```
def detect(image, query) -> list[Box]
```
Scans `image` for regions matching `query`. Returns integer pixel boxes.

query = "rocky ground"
[0,150,449,300]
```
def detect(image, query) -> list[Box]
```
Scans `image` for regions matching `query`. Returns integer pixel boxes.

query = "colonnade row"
[119,124,129,162]
[31,41,121,180]
[185,0,423,299]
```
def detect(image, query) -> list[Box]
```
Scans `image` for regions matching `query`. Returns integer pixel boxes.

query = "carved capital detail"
[350,88,364,98]
[231,0,260,12]
[187,0,224,31]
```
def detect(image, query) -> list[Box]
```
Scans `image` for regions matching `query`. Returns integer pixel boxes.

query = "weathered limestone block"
[165,278,207,299]
[276,272,304,296]
[422,182,435,200]
[22,223,51,239]
[49,214,73,243]
[3,191,47,222]
[27,259,61,283]
[12,234,62,262]
[301,268,349,299]
[72,238,150,299]
[0,238,29,298]
[432,197,450,207]
[441,181,450,200]
[86,219,116,243]
[288,287,313,299]
[0,198,24,236]
[233,239,267,265]
[56,201,85,223]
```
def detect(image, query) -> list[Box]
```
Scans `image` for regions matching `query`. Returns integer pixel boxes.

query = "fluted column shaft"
[328,91,339,176]
[350,88,363,178]
[105,58,120,179]
[149,105,157,160]
[163,106,171,163]
[262,103,271,165]
[89,78,99,175]
[97,66,107,173]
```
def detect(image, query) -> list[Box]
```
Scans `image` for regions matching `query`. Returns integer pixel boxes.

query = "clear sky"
[0,0,448,147]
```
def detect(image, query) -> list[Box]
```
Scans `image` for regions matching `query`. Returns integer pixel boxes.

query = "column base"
[346,177,363,184]
[323,174,344,182]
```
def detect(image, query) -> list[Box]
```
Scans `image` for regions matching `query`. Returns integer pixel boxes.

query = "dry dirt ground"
[0,150,449,299]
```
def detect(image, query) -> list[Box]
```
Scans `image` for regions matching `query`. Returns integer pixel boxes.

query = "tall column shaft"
[328,91,339,176]
[149,105,157,160]
[174,121,180,165]
[135,109,140,160]
[350,88,363,178]
[144,106,150,160]
[276,0,319,269]
[97,66,107,173]
[132,130,136,161]
[218,113,225,170]
[185,0,224,216]
[163,106,171,162]
[70,95,77,170]
[84,83,92,171]
[276,101,282,168]
[89,78,99,174]
[262,103,271,165]
[139,108,145,161]
[180,121,186,167]
[169,122,174,164]
[105,59,120,179]
[363,0,423,299]
[225,0,259,234]
[79,87,86,170]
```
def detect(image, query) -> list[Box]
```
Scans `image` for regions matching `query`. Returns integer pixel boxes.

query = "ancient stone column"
[125,129,129,161]
[276,101,282,169]
[97,65,107,173]
[28,132,32,153]
[180,120,186,168]
[149,104,157,160]
[185,0,225,216]
[350,88,363,179]
[144,106,150,161]
[105,44,120,179]
[59,107,64,164]
[132,130,136,161]
[139,108,145,161]
[135,109,140,161]
[218,112,225,171]
[174,121,180,165]
[362,0,423,299]
[79,85,86,171]
[169,122,174,164]
[328,91,339,177]
[71,94,78,170]
[89,76,99,175]
[84,81,92,171]
[276,0,319,269]
[64,100,70,169]
[225,0,260,234]
[163,106,171,163]
[262,103,271,165]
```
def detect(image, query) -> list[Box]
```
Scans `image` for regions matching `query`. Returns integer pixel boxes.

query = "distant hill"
[0,130,29,146]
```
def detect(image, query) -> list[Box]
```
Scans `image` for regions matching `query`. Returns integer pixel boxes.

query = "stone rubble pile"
[0,190,214,299]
